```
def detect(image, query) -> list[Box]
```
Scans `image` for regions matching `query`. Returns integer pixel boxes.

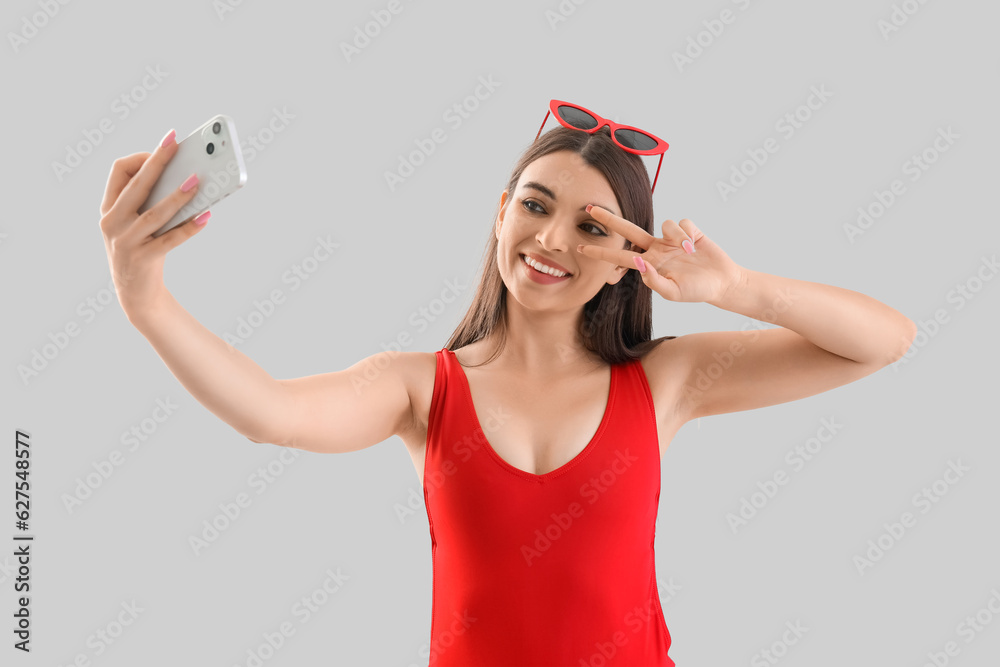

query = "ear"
[494,189,509,242]
[605,241,634,286]
[605,263,630,287]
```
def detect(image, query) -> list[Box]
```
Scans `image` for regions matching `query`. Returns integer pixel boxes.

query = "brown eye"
[522,199,545,214]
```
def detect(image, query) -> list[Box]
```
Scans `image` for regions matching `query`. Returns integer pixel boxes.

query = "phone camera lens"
[212,122,221,134]
[206,142,215,155]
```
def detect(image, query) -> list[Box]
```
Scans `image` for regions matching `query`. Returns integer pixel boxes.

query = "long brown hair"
[444,125,675,367]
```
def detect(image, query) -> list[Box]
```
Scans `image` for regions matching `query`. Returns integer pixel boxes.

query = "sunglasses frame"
[534,99,669,194]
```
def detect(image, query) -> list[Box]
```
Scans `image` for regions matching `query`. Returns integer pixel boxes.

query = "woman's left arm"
[652,267,917,423]
[578,206,917,422]
[708,268,916,366]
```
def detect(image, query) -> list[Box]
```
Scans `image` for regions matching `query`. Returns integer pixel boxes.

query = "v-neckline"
[447,349,616,481]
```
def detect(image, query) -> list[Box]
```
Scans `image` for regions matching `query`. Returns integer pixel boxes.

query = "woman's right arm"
[104,129,415,454]
[129,295,416,453]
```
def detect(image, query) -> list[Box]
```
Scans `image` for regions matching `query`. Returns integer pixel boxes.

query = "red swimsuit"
[423,348,675,666]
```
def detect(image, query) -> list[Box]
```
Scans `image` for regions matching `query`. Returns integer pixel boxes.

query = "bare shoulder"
[387,350,439,439]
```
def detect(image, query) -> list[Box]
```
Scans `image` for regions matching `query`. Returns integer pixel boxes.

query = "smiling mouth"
[520,253,572,278]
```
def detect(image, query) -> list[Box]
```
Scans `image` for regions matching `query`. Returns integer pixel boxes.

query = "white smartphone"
[139,114,248,237]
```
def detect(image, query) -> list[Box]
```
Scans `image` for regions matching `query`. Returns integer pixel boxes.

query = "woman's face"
[495,150,630,312]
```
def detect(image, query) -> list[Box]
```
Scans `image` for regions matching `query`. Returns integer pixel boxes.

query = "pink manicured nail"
[586,204,593,213]
[161,129,176,147]
[633,255,646,273]
[181,173,199,192]
[193,211,211,226]
[682,239,695,254]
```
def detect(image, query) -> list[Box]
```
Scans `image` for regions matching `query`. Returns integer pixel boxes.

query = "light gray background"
[3,0,999,665]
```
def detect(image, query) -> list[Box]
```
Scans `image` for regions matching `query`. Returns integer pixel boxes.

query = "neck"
[481,294,602,377]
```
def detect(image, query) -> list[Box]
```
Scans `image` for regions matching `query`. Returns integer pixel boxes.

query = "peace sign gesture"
[578,205,745,305]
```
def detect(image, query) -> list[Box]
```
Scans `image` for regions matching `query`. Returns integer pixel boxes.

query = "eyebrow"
[521,181,618,216]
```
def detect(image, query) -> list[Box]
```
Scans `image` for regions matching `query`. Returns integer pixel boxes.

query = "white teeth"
[522,254,568,277]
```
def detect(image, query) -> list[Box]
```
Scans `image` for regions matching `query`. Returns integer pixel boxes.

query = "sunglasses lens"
[614,128,658,151]
[557,105,598,130]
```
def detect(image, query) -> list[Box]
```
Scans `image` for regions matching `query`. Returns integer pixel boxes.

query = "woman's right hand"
[99,128,210,322]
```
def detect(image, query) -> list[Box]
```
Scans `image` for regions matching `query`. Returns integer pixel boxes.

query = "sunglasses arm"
[534,110,551,142]
[650,153,664,195]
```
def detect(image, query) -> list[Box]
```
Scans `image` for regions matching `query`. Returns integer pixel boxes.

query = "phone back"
[139,114,247,237]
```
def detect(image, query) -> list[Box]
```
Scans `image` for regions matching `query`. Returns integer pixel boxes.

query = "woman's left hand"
[578,205,745,305]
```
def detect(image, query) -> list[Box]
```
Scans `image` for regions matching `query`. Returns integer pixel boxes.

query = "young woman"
[99,100,916,667]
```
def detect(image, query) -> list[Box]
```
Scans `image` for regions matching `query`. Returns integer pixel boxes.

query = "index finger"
[106,128,179,218]
[100,152,150,216]
[587,204,656,250]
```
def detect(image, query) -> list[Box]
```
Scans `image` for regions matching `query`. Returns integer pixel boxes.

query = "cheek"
[495,237,514,276]
[496,223,526,259]
[496,235,510,261]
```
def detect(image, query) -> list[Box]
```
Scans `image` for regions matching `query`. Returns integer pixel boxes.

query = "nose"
[534,215,575,254]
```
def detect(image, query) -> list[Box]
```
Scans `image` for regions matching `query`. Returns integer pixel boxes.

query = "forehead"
[518,151,617,205]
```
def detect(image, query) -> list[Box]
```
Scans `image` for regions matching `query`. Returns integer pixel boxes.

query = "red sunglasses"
[534,99,669,194]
